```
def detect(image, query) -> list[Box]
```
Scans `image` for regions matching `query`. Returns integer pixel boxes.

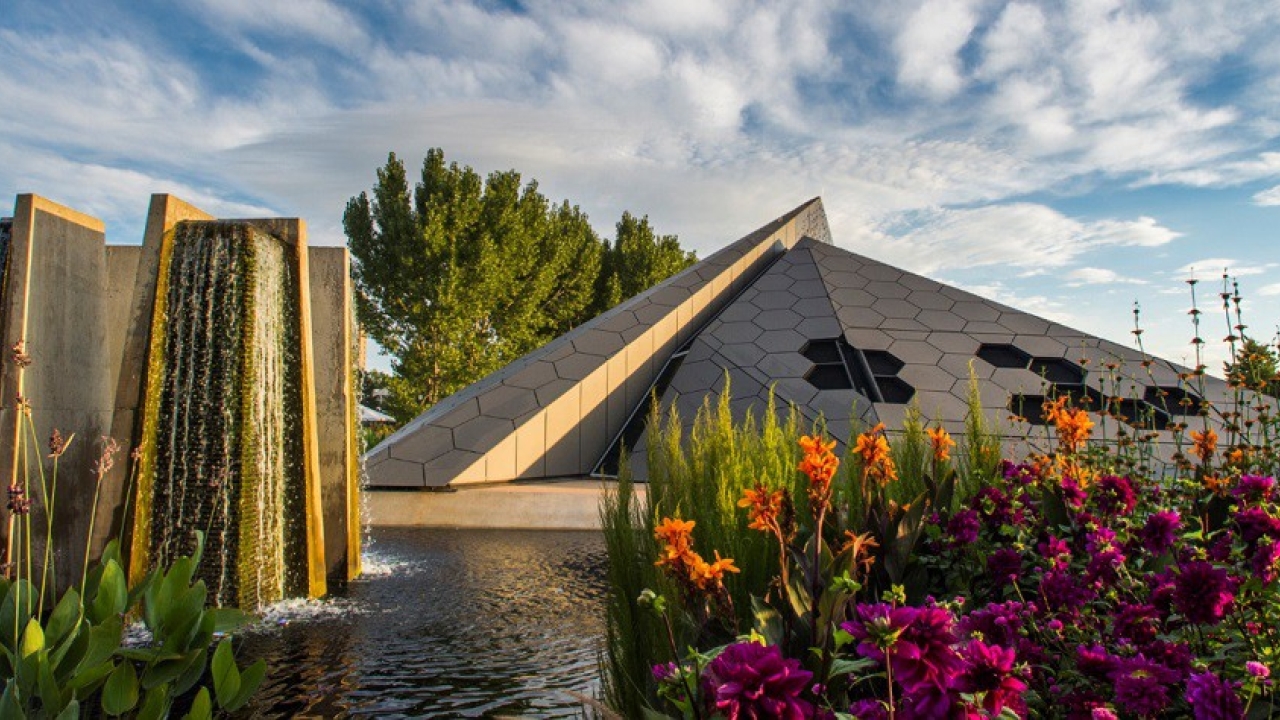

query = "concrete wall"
[0,195,113,590]
[309,247,361,582]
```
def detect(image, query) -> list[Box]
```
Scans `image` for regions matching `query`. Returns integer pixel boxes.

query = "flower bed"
[601,378,1280,719]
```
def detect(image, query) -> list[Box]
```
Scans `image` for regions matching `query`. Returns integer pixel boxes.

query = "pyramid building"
[366,198,1249,488]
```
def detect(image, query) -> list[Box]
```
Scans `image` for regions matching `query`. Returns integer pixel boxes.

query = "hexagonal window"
[1104,398,1171,431]
[1143,386,1204,416]
[862,350,905,376]
[1029,357,1084,385]
[1052,384,1103,410]
[876,376,915,404]
[805,365,854,390]
[977,343,1031,369]
[801,339,842,365]
[1008,393,1049,425]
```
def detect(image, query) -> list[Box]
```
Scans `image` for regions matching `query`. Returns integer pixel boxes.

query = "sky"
[3,0,1279,375]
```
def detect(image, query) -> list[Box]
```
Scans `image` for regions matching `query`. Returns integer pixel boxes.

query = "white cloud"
[1254,184,1280,206]
[1064,267,1148,286]
[1174,258,1276,279]
[894,0,979,99]
[856,203,1179,275]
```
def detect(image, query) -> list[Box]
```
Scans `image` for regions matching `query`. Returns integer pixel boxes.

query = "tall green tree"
[345,150,693,422]
[593,211,696,314]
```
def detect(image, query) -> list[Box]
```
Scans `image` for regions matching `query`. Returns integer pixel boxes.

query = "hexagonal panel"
[952,301,1001,322]
[718,321,765,344]
[802,339,842,364]
[977,343,1032,369]
[754,290,800,310]
[1104,397,1171,430]
[1029,357,1084,384]
[755,308,803,331]
[864,280,912,299]
[828,287,876,308]
[873,298,920,319]
[915,309,966,332]
[755,329,806,354]
[886,340,943,366]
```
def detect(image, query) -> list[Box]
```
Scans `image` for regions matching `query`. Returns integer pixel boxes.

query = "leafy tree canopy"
[1225,336,1280,397]
[345,149,695,422]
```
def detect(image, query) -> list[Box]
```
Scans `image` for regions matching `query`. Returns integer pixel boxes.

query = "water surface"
[238,528,608,718]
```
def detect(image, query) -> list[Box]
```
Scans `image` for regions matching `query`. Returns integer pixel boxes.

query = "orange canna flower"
[654,517,696,570]
[798,433,841,502]
[853,423,897,486]
[1203,474,1230,497]
[1190,428,1218,464]
[841,530,880,574]
[1044,397,1093,453]
[926,425,955,463]
[739,484,785,534]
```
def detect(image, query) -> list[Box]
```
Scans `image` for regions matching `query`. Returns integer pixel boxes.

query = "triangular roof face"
[366,199,1254,488]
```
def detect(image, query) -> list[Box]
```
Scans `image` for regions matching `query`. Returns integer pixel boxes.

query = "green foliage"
[344,149,694,422]
[592,212,696,315]
[0,534,265,719]
[1226,336,1280,398]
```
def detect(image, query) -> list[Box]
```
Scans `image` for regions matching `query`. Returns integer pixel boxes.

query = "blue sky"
[3,0,1279,373]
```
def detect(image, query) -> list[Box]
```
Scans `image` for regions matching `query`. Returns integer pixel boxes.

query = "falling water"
[149,222,302,608]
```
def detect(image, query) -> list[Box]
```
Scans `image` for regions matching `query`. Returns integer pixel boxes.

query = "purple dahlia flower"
[1185,671,1244,720]
[702,642,814,720]
[1173,561,1236,625]
[1140,510,1182,555]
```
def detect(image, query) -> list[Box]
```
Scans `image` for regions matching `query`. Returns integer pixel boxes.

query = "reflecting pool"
[237,528,608,718]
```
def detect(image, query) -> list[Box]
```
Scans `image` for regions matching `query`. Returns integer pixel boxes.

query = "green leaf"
[224,659,266,712]
[211,639,240,708]
[0,683,26,720]
[136,683,170,720]
[183,687,213,720]
[54,698,79,720]
[39,647,71,713]
[209,608,254,634]
[101,661,139,716]
[88,560,127,624]
[67,661,114,696]
[77,617,121,674]
[750,596,782,647]
[45,589,81,647]
[172,648,207,696]
[0,579,38,652]
[141,655,193,689]
[829,657,877,677]
[19,618,45,659]
[51,619,88,677]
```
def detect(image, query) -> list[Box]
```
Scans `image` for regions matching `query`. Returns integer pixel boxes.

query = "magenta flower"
[1111,602,1159,645]
[847,699,888,720]
[701,642,814,720]
[1233,474,1276,504]
[1246,661,1270,679]
[1110,655,1179,717]
[1235,507,1280,545]
[987,548,1023,586]
[954,640,1027,716]
[1093,475,1137,516]
[1251,537,1280,583]
[1037,535,1071,570]
[1173,561,1236,625]
[946,509,980,546]
[845,604,963,698]
[1185,671,1244,720]
[1040,569,1093,615]
[1140,510,1182,555]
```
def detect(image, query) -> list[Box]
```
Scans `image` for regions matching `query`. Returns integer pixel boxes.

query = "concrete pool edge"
[367,479,644,530]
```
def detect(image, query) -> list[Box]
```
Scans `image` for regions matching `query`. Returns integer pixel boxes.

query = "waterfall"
[148,222,302,608]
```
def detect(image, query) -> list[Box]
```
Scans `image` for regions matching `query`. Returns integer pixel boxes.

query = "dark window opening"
[977,343,1031,369]
[805,364,854,390]
[1143,386,1204,416]
[876,376,915,404]
[1029,357,1084,384]
[801,339,842,365]
[863,349,905,376]
[1105,397,1171,430]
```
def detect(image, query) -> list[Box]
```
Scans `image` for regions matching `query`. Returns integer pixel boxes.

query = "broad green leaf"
[173,648,207,696]
[141,655,193,689]
[39,647,70,713]
[88,561,127,624]
[224,659,266,712]
[45,589,81,646]
[77,618,121,673]
[19,618,45,659]
[211,639,240,708]
[136,682,170,720]
[54,698,79,720]
[67,661,113,695]
[0,683,26,719]
[51,619,88,677]
[101,661,139,716]
[182,687,212,720]
[209,608,253,634]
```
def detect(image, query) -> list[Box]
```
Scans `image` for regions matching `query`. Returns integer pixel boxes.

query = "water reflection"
[237,528,608,718]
